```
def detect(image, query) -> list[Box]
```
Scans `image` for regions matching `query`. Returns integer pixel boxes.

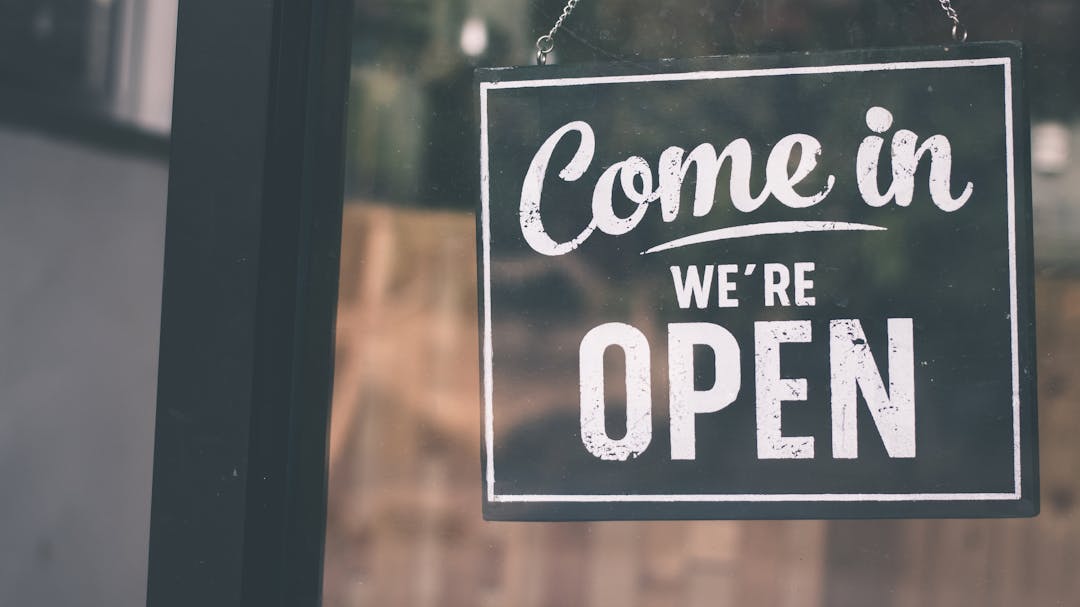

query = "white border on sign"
[479,57,1021,504]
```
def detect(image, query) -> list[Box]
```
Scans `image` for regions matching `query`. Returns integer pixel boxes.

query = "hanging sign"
[477,42,1037,520]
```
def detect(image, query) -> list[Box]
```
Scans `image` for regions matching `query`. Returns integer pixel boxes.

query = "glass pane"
[325,1,1080,604]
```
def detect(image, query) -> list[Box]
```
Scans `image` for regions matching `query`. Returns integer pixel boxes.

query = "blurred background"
[1,0,1080,606]
[0,1,175,606]
[324,1,1080,607]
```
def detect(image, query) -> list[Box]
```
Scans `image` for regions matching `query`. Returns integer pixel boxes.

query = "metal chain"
[535,0,966,65]
[936,0,969,42]
[536,0,581,65]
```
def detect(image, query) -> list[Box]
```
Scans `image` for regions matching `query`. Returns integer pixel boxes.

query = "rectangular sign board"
[477,42,1037,520]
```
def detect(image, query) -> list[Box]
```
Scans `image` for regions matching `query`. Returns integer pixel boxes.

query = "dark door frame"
[146,1,352,605]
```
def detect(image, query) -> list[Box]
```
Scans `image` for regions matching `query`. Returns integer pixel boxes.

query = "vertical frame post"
[146,0,352,605]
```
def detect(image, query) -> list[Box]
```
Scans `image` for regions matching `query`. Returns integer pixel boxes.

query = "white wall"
[0,129,167,606]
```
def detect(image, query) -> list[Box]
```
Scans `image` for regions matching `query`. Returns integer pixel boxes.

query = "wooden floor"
[323,203,1080,607]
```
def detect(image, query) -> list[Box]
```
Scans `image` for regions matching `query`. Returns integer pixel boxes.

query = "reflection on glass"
[324,1,1080,605]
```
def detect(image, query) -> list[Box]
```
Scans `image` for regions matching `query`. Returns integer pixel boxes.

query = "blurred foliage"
[343,0,1080,208]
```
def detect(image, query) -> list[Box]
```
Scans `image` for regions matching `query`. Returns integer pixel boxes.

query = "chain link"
[936,0,968,42]
[535,0,966,65]
[536,0,581,65]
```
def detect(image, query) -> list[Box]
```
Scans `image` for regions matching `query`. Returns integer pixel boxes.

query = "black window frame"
[146,1,353,605]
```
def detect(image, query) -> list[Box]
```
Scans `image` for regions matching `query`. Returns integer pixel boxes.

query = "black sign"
[477,42,1036,520]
